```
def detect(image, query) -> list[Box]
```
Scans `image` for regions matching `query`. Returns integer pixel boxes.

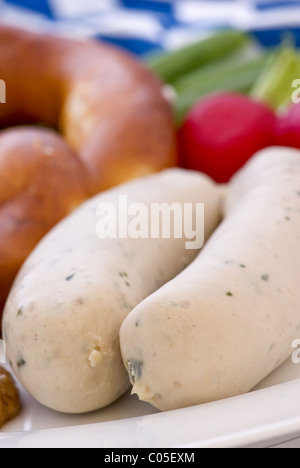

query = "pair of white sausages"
[3,147,300,414]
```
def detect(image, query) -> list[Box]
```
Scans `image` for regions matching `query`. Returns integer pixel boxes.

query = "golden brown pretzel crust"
[0,127,88,315]
[0,26,176,321]
[0,25,177,194]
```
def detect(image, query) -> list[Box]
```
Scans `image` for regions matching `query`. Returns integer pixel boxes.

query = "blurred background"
[1,0,300,55]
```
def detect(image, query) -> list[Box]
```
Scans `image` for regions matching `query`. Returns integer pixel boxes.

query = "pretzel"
[0,26,176,318]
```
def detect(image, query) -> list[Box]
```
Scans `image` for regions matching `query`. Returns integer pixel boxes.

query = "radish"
[275,104,300,149]
[178,93,277,183]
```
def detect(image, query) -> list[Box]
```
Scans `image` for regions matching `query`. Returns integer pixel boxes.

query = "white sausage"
[2,169,220,413]
[120,147,300,411]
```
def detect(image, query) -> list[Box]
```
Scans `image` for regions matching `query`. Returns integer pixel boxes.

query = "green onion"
[174,53,269,126]
[146,30,251,84]
[250,47,300,110]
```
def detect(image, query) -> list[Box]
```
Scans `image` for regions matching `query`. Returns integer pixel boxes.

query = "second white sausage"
[120,147,300,411]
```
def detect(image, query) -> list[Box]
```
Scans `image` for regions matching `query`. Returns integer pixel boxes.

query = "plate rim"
[2,378,300,448]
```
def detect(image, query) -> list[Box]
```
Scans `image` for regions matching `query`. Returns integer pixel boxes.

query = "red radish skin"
[178,93,277,183]
[275,105,300,149]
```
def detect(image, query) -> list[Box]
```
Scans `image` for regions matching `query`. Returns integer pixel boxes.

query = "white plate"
[1,357,300,448]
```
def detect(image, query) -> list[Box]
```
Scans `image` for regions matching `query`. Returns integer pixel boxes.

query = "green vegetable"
[250,46,300,110]
[174,54,269,125]
[174,51,261,93]
[146,30,251,84]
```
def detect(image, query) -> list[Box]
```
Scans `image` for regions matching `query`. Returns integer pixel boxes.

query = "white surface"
[1,357,300,448]
[272,438,300,449]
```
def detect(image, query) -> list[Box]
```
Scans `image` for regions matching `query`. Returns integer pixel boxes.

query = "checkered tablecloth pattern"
[1,0,300,55]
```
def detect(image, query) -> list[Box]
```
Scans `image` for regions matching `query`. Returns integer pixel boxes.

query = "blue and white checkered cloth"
[1,0,300,55]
